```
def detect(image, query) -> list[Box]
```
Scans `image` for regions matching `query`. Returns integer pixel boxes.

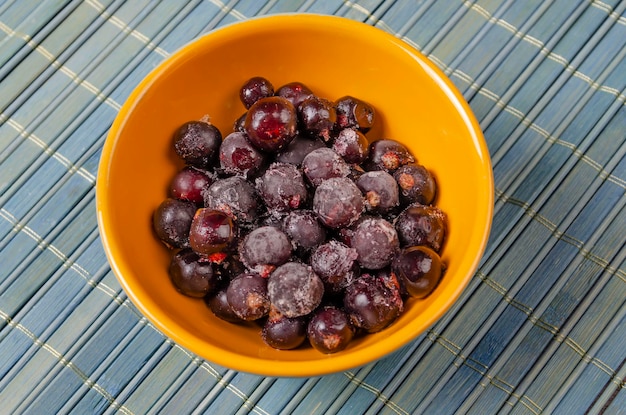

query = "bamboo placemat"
[0,1,624,414]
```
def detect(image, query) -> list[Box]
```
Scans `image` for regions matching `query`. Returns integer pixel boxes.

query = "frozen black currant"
[310,240,360,294]
[307,306,355,354]
[334,95,375,133]
[332,128,369,164]
[256,162,308,212]
[169,248,223,297]
[173,120,222,168]
[267,262,324,318]
[226,273,270,320]
[392,245,443,299]
[302,147,351,187]
[276,134,326,166]
[394,164,436,206]
[239,76,274,109]
[298,95,337,141]
[204,176,259,225]
[233,112,247,132]
[153,198,197,249]
[356,170,400,214]
[282,210,327,251]
[261,306,308,350]
[205,287,243,323]
[351,217,399,269]
[344,272,403,333]
[219,132,266,177]
[275,81,315,108]
[313,177,364,229]
[365,139,414,172]
[245,96,297,152]
[189,208,235,255]
[216,253,247,281]
[169,166,213,206]
[239,226,293,277]
[394,204,447,252]
[155,78,451,354]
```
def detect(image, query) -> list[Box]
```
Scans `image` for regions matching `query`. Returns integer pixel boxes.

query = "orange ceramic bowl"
[96,14,493,377]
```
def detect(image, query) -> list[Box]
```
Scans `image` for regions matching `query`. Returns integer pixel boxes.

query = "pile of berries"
[152,77,448,353]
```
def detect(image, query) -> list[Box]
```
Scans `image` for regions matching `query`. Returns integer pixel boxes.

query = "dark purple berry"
[262,306,308,349]
[226,273,270,320]
[302,147,351,187]
[394,204,447,252]
[351,217,399,269]
[240,76,274,109]
[169,248,223,297]
[245,96,297,152]
[233,112,247,132]
[153,198,197,249]
[307,306,355,354]
[334,95,375,133]
[332,128,369,164]
[189,208,235,255]
[282,210,327,251]
[216,254,247,281]
[205,287,243,323]
[356,170,400,214]
[310,240,359,294]
[239,226,293,277]
[173,120,222,168]
[365,139,414,172]
[276,134,326,166]
[298,96,337,141]
[344,272,403,333]
[169,166,213,206]
[219,132,266,177]
[156,78,450,354]
[313,177,364,229]
[267,262,324,318]
[204,176,259,225]
[275,81,315,108]
[392,245,443,299]
[256,162,308,212]
[394,164,436,205]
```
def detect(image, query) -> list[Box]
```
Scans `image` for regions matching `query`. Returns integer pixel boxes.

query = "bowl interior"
[97,14,493,377]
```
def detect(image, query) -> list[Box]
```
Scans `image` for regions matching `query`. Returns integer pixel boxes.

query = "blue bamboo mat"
[0,1,625,414]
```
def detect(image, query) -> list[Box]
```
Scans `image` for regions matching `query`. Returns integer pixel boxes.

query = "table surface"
[1,1,625,414]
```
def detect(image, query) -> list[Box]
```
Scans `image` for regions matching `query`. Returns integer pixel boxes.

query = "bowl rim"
[96,13,494,377]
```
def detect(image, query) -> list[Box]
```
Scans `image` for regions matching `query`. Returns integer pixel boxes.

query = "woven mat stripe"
[454,199,626,413]
[0,1,258,414]
[0,2,180,180]
[0,0,82,75]
[0,1,620,414]
[527,249,626,413]
[0,271,129,413]
[449,1,625,130]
